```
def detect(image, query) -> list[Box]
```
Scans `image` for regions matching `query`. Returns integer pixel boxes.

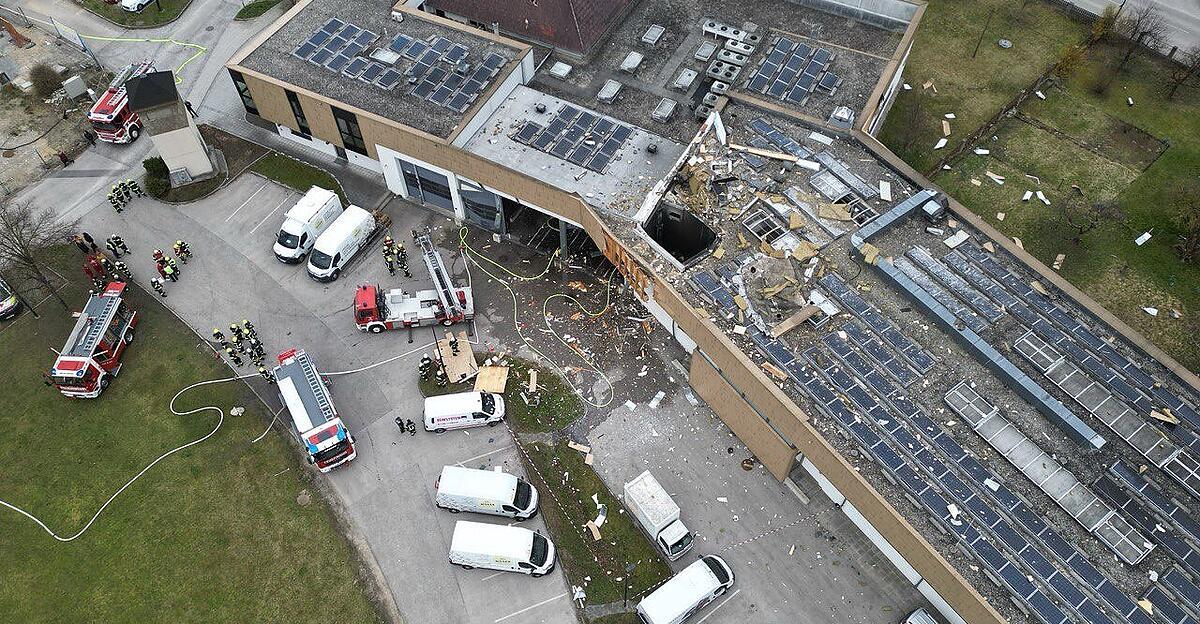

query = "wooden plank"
[473,365,509,393]
[527,369,538,393]
[437,330,478,383]
[770,305,820,338]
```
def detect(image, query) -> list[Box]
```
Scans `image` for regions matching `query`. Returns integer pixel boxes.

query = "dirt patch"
[1019,86,1167,171]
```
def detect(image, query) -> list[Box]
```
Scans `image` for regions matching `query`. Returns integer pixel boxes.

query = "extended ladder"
[295,350,335,421]
[416,230,466,321]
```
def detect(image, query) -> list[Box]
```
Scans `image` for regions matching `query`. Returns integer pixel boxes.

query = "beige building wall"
[150,119,213,179]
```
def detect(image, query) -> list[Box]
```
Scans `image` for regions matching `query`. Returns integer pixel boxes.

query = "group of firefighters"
[147,241,192,297]
[76,232,134,293]
[212,321,275,383]
[382,234,412,278]
[107,178,144,213]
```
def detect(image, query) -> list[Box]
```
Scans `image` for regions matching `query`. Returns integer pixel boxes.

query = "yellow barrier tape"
[79,35,207,84]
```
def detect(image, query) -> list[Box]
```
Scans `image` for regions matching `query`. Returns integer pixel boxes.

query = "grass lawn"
[0,247,383,622]
[235,0,282,19]
[251,153,348,207]
[524,441,672,607]
[878,0,1087,173]
[78,0,191,27]
[419,357,583,434]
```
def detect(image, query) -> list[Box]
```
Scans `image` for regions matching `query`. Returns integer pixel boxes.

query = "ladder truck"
[353,229,474,333]
[87,60,155,144]
[273,348,356,472]
[48,282,139,398]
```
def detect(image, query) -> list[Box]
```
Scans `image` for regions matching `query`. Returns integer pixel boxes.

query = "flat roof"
[462,84,686,219]
[238,0,523,140]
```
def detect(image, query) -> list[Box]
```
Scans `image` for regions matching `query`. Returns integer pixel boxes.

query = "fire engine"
[354,230,474,333]
[48,282,139,398]
[273,348,356,472]
[87,60,154,144]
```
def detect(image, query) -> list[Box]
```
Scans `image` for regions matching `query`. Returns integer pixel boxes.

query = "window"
[331,106,367,156]
[285,89,311,138]
[227,69,259,115]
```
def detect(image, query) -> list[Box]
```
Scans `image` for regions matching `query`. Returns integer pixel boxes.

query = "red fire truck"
[354,230,474,333]
[272,348,356,472]
[48,282,139,398]
[87,60,154,144]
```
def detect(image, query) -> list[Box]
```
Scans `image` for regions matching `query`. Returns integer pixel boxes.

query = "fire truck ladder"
[416,230,466,321]
[295,350,335,421]
[76,295,119,355]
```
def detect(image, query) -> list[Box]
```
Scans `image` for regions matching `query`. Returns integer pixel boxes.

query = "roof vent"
[646,143,658,154]
[534,102,547,114]
[390,10,403,23]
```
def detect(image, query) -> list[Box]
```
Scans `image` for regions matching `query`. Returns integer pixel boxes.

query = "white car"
[121,0,153,12]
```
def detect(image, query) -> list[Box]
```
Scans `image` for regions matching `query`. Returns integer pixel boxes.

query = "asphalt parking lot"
[67,170,927,624]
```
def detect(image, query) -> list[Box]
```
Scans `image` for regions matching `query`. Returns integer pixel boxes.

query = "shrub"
[29,63,61,98]
[235,0,281,19]
[142,156,170,197]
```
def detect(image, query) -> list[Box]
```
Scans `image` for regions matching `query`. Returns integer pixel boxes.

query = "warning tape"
[79,34,207,84]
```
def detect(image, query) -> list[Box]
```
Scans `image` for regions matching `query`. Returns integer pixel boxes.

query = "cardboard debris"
[1151,409,1180,425]
[527,370,538,394]
[474,365,510,393]
[970,178,982,187]
[761,361,788,381]
[792,240,820,261]
[788,211,805,230]
[568,440,592,454]
[1013,237,1024,249]
[1144,307,1159,317]
[762,282,790,298]
[879,180,892,202]
[737,232,751,249]
[817,203,853,221]
[586,520,602,541]
[1052,254,1065,270]
[713,246,726,259]
[862,242,881,265]
[1138,598,1153,614]
[922,79,934,90]
[1022,190,1033,202]
[1135,231,1152,246]
[934,138,948,150]
[942,120,951,136]
[974,148,990,155]
[585,453,594,465]
[1036,190,1051,205]
[771,306,821,338]
[982,241,995,253]
[1031,280,1048,296]
[996,212,1006,221]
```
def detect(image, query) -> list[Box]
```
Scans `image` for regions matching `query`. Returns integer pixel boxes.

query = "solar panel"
[293,41,318,59]
[611,124,632,142]
[767,79,790,98]
[515,121,543,144]
[766,47,787,65]
[448,94,471,113]
[795,43,813,60]
[803,60,822,78]
[408,62,432,81]
[482,53,505,73]
[431,37,452,54]
[785,53,807,72]
[748,73,771,92]
[777,66,799,85]
[326,36,348,53]
[310,48,334,65]
[593,118,615,136]
[813,47,833,65]
[776,37,796,52]
[338,25,361,41]
[577,111,597,130]
[389,34,412,55]
[567,143,594,166]
[411,79,437,98]
[442,73,464,92]
[445,44,468,64]
[586,151,612,173]
[320,18,344,34]
[559,104,581,123]
[460,78,484,98]
[429,85,453,105]
[549,138,573,159]
[404,40,428,61]
[360,62,385,82]
[326,53,352,72]
[342,42,365,58]
[532,131,557,150]
[376,68,402,90]
[343,57,369,78]
[424,66,448,85]
[354,30,377,46]
[311,30,332,46]
[418,49,441,66]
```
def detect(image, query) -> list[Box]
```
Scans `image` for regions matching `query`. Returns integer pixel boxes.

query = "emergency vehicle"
[87,60,154,144]
[354,230,474,333]
[48,282,138,398]
[272,348,356,472]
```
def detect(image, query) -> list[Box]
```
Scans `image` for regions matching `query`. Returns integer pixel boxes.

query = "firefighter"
[406,419,416,436]
[394,416,406,434]
[225,347,243,367]
[247,337,264,359]
[81,232,99,253]
[434,367,447,387]
[383,234,395,256]
[397,243,412,278]
[155,262,167,280]
[84,254,104,279]
[111,183,127,207]
[230,332,245,354]
[108,191,123,213]
[114,261,133,281]
[173,240,192,263]
[229,323,244,341]
[105,236,122,258]
[449,334,460,356]
[241,319,256,339]
[258,366,275,385]
[212,328,228,347]
[150,277,167,297]
[127,178,143,198]
[384,251,396,276]
[418,354,432,381]
[115,181,131,204]
[73,234,90,254]
[152,249,165,265]
[165,254,180,275]
[162,262,179,282]
[111,235,131,255]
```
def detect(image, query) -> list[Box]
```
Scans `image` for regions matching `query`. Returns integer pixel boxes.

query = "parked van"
[424,391,505,433]
[306,205,377,281]
[274,186,343,263]
[436,465,538,520]
[448,521,555,576]
[636,555,734,624]
[902,608,940,624]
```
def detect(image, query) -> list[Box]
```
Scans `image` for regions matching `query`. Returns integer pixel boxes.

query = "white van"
[424,391,505,433]
[436,465,539,520]
[273,186,343,263]
[448,521,556,576]
[637,555,734,624]
[902,608,940,624]
[306,205,376,282]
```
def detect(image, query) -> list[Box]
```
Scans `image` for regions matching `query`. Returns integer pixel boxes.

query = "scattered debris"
[649,391,666,409]
[1127,97,1135,107]
[985,171,1005,185]
[982,241,996,253]
[1171,309,1183,319]
[903,83,912,90]
[808,131,834,146]
[1052,254,1065,271]
[585,520,602,540]
[970,178,982,187]
[973,148,990,155]
[942,120,951,137]
[943,231,970,249]
[1031,281,1048,296]
[1036,190,1051,205]
[879,180,892,202]
[922,79,935,90]
[1150,409,1180,425]
[934,138,948,150]
[1013,237,1024,249]
[1135,231,1152,246]
[944,113,956,119]
[568,441,592,454]
[1143,307,1159,317]
[1035,90,1046,100]
[1022,190,1033,202]
[771,306,821,338]
[1138,598,1153,614]
[996,212,1006,221]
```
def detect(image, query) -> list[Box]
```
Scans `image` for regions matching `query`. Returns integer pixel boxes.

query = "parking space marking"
[480,571,505,582]
[224,182,268,223]
[695,589,742,624]
[250,194,296,234]
[455,445,513,467]
[493,591,568,623]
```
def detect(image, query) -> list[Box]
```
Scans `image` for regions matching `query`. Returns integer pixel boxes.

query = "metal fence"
[0,3,99,65]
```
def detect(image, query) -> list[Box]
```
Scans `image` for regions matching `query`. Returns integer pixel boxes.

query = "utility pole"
[973,9,995,59]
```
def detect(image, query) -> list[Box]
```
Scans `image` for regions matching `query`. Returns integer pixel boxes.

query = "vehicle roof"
[284,186,338,225]
[274,350,336,432]
[624,471,679,524]
[439,465,518,501]
[60,284,125,358]
[450,521,533,559]
[904,607,940,624]
[313,205,372,254]
[638,557,723,624]
[425,392,485,418]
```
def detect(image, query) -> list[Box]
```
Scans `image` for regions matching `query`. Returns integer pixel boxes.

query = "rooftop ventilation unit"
[620,51,644,73]
[642,24,665,46]
[390,10,403,23]
[651,98,676,122]
[672,68,698,91]
[724,40,754,55]
[710,81,729,95]
[694,41,718,62]
[597,80,622,103]
[548,61,572,79]
[716,50,747,66]
[705,61,740,81]
[703,20,746,42]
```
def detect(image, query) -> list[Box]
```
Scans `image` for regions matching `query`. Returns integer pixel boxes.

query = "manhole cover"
[998,38,1013,49]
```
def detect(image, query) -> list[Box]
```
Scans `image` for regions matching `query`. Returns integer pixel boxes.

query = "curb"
[75,0,194,30]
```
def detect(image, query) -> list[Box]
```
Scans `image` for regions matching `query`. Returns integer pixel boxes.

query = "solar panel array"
[745,37,840,106]
[511,105,634,173]
[292,19,506,113]
[688,267,1157,624]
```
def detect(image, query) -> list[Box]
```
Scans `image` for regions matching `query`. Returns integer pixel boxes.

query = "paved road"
[1064,0,1200,51]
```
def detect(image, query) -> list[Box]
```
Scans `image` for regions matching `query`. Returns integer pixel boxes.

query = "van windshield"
[481,393,495,414]
[277,230,300,249]
[702,556,730,584]
[514,480,533,510]
[313,438,351,464]
[668,531,694,556]
[309,249,333,269]
[530,534,549,566]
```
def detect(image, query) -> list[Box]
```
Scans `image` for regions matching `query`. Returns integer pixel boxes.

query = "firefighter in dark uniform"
[111,235,130,255]
[258,366,275,384]
[127,178,143,197]
[105,236,123,258]
[225,347,244,367]
[108,191,123,213]
[114,261,133,281]
[150,277,167,297]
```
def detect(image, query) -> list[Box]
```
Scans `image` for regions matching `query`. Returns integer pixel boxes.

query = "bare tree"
[0,201,79,310]
[1061,189,1123,244]
[1166,46,1200,99]
[1115,4,1167,71]
[1172,179,1200,262]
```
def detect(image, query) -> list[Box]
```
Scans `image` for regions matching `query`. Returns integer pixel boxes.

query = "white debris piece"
[1144,307,1159,317]
[926,227,945,236]
[1135,231,1152,246]
[1022,190,1033,202]
[903,83,912,90]
[625,400,637,410]
[879,180,892,201]
[649,391,666,409]
[984,478,1000,492]
[943,230,970,248]
[944,113,956,119]
[809,131,834,146]
[934,138,948,150]
[1127,97,1135,106]
[717,497,728,503]
[973,148,990,155]
[1035,90,1046,100]
[1036,190,1051,205]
